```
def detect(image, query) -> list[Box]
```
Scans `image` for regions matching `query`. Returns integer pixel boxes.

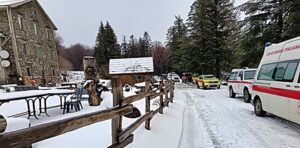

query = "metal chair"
[63,88,83,114]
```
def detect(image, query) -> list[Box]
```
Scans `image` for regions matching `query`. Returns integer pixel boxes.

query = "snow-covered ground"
[1,83,300,148]
[176,83,300,148]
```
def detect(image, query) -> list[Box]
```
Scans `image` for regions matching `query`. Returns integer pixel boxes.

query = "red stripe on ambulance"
[253,85,300,100]
[228,80,253,84]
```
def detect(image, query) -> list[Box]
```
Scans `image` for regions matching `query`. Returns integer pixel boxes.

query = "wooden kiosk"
[109,57,154,146]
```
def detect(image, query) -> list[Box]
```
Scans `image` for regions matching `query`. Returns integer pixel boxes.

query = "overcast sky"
[39,0,247,47]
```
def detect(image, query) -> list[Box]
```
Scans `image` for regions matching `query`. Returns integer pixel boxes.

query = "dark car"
[161,74,168,80]
[182,73,192,83]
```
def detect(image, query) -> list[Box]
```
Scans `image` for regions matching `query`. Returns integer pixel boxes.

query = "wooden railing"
[0,80,174,148]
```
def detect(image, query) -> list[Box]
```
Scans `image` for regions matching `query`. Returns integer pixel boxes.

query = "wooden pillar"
[83,57,102,106]
[170,81,174,103]
[159,81,164,114]
[0,115,7,133]
[145,75,151,130]
[111,77,123,144]
[164,81,169,107]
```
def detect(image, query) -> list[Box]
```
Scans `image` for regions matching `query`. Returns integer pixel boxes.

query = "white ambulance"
[228,68,257,103]
[252,36,300,125]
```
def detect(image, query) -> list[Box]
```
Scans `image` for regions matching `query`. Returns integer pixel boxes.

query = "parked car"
[182,73,193,83]
[167,73,180,82]
[221,80,228,86]
[251,36,300,125]
[161,74,168,80]
[196,74,220,89]
[227,68,257,103]
[153,75,161,82]
[192,73,199,84]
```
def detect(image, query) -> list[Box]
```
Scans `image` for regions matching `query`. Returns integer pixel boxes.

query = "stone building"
[0,0,60,85]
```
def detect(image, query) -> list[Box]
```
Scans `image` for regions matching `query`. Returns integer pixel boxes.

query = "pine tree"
[239,0,300,67]
[282,0,300,40]
[141,32,151,57]
[104,22,120,60]
[239,0,286,67]
[188,0,238,77]
[94,22,106,66]
[94,21,121,67]
[166,16,189,73]
[121,36,128,58]
[128,35,139,58]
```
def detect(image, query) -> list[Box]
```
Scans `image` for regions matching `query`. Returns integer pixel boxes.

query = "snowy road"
[177,83,300,148]
[31,83,300,148]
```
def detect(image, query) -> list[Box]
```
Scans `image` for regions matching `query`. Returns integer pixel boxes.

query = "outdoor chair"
[63,88,84,114]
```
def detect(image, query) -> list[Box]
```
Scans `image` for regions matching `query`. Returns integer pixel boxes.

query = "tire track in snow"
[178,92,216,148]
[177,84,300,148]
[191,90,269,148]
[186,92,222,148]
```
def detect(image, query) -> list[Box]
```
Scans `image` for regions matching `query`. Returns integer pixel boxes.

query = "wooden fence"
[0,80,174,148]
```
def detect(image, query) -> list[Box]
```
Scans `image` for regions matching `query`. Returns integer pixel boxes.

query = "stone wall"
[0,7,19,84]
[0,1,60,85]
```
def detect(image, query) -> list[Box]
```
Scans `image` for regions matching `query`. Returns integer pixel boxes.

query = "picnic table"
[0,89,75,119]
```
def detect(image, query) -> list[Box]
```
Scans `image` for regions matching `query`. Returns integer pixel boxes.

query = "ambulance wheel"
[229,87,235,98]
[243,89,251,103]
[254,98,266,117]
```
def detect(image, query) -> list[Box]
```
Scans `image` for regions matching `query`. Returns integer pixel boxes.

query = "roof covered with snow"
[0,0,58,30]
[109,57,154,75]
[0,0,29,7]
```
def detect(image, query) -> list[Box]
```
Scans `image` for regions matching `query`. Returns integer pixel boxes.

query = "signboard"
[109,57,154,75]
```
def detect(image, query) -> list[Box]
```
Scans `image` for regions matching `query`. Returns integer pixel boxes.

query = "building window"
[26,67,31,76]
[46,28,51,40]
[33,23,37,35]
[18,15,25,30]
[32,9,37,19]
[22,43,27,55]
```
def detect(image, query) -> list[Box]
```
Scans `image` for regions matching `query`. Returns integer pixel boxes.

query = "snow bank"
[0,83,185,148]
[31,88,184,148]
[127,90,185,148]
[4,117,31,133]
[134,82,145,87]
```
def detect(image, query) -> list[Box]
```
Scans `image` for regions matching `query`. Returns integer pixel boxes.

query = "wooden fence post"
[145,76,151,130]
[159,81,164,114]
[111,77,123,144]
[165,81,169,107]
[170,81,174,103]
